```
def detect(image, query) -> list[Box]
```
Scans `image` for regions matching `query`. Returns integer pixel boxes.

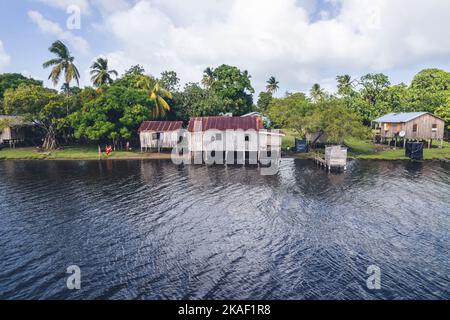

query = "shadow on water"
[0,159,449,300]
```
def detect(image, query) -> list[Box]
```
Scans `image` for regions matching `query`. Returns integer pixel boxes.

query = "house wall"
[140,130,182,150]
[188,130,282,153]
[379,122,406,138]
[0,126,25,143]
[379,114,445,140]
[0,127,12,142]
[403,114,445,140]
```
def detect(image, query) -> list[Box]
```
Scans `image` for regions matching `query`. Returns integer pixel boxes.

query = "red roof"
[188,117,263,132]
[138,121,183,132]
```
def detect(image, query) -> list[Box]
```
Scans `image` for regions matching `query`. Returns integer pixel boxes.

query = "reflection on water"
[0,159,449,300]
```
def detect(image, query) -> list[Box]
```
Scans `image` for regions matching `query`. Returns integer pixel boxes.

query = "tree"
[357,73,390,107]
[160,71,180,92]
[43,40,80,93]
[266,92,310,130]
[202,67,214,89]
[266,76,279,94]
[257,91,273,112]
[135,75,173,119]
[70,81,151,145]
[0,73,42,113]
[408,69,450,114]
[3,84,74,149]
[90,57,118,88]
[336,75,356,97]
[300,100,370,144]
[207,65,255,116]
[310,83,326,103]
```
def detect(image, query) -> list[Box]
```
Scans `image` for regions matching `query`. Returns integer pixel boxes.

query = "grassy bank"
[282,129,450,161]
[345,138,450,160]
[0,146,174,160]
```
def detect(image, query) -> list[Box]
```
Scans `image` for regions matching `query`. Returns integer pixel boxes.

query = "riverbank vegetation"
[0,40,449,160]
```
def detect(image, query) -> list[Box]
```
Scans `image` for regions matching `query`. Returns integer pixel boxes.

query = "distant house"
[0,116,27,147]
[187,116,284,163]
[373,112,445,146]
[139,121,184,152]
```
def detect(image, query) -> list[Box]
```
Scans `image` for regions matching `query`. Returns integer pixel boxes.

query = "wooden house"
[0,116,27,147]
[187,116,284,163]
[139,121,184,152]
[373,112,445,147]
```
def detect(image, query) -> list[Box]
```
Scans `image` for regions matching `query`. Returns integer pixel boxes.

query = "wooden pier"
[313,146,348,172]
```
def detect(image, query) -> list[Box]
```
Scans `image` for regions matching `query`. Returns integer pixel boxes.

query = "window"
[413,124,418,133]
[215,133,222,141]
[152,132,161,140]
[384,123,390,131]
[245,134,250,142]
[432,124,438,132]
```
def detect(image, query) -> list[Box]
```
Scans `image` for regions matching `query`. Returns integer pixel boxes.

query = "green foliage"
[90,57,118,88]
[300,100,370,144]
[3,84,79,149]
[70,81,151,142]
[256,91,273,112]
[160,71,180,92]
[43,40,80,89]
[0,73,42,113]
[266,92,310,130]
[266,76,279,94]
[207,64,255,116]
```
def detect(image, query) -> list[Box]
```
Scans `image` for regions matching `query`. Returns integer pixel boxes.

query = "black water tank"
[293,139,309,153]
[406,142,424,160]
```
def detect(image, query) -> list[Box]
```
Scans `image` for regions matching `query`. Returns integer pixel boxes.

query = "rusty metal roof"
[138,121,183,132]
[188,117,263,132]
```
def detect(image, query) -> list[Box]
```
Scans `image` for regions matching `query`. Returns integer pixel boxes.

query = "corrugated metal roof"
[0,115,26,126]
[373,112,429,123]
[138,121,183,132]
[188,116,264,132]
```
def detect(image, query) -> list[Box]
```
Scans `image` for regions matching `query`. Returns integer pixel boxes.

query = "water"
[0,159,449,300]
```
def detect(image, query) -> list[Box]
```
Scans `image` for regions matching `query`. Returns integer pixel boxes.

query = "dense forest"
[0,40,449,149]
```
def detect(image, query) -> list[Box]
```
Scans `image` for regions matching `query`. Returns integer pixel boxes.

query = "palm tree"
[266,76,279,94]
[202,67,214,89]
[136,76,173,119]
[43,40,80,92]
[310,83,325,103]
[336,74,355,97]
[90,57,118,88]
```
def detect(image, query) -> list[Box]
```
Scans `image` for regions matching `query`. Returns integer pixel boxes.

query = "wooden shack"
[373,112,445,147]
[0,116,27,148]
[139,121,183,152]
[187,116,283,164]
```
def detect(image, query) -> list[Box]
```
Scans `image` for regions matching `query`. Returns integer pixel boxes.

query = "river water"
[0,159,449,300]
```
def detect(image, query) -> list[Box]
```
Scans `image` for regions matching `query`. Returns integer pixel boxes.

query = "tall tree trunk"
[42,128,58,150]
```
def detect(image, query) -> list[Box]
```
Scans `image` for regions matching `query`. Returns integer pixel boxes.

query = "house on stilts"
[139,121,184,152]
[373,112,445,148]
[187,116,284,164]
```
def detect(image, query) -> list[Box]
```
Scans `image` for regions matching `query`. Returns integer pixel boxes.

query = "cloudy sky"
[0,0,450,94]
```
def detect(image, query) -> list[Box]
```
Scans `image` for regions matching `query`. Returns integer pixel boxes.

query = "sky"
[0,0,450,95]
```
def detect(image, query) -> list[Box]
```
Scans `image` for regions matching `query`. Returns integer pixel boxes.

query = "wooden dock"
[313,146,348,172]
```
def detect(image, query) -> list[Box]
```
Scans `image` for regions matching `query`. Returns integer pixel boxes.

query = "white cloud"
[28,10,90,55]
[0,40,11,71]
[30,0,450,92]
[94,0,450,93]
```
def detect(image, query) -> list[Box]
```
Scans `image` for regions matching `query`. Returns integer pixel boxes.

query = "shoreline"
[1,153,449,162]
[0,145,449,162]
